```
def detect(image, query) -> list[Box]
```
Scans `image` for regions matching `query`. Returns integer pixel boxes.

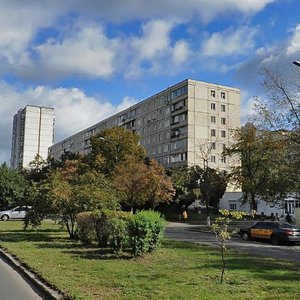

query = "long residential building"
[11,105,55,169]
[49,79,240,171]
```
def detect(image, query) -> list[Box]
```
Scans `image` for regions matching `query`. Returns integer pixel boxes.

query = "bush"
[93,209,131,248]
[76,212,96,244]
[109,217,129,252]
[128,210,166,257]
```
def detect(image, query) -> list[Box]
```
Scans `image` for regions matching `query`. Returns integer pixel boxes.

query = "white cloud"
[36,25,120,78]
[0,82,137,163]
[202,26,257,57]
[286,24,300,56]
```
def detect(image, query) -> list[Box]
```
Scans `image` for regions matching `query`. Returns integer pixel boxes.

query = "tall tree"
[169,166,195,210]
[224,123,286,210]
[145,159,175,209]
[89,127,146,174]
[190,165,228,220]
[253,67,300,198]
[0,163,26,210]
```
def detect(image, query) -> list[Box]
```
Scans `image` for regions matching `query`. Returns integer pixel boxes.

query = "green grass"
[0,221,299,300]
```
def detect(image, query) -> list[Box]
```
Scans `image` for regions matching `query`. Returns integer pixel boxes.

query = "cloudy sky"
[1,0,300,164]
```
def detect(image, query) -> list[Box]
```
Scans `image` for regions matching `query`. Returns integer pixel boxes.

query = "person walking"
[285,212,293,224]
[182,210,188,222]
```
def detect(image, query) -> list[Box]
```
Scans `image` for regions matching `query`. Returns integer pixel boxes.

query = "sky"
[1,0,300,164]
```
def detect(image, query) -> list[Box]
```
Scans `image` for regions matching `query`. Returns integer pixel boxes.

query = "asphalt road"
[165,222,300,263]
[0,257,46,300]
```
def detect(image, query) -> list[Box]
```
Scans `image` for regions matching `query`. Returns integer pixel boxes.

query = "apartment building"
[49,79,240,171]
[11,105,55,169]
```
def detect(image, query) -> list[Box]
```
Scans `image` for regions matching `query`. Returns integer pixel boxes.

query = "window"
[221,156,226,163]
[221,92,226,99]
[221,104,226,112]
[229,204,237,210]
[211,90,216,97]
[211,103,216,110]
[222,143,226,150]
[221,130,226,138]
[171,85,188,99]
[211,129,216,137]
[211,155,216,162]
[211,142,216,150]
[211,116,216,123]
[221,117,226,125]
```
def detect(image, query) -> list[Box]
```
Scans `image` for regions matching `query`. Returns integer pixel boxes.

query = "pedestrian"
[285,212,293,224]
[275,213,280,221]
[182,210,188,222]
[270,213,275,221]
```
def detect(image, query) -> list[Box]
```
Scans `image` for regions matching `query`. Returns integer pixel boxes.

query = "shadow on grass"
[65,248,134,260]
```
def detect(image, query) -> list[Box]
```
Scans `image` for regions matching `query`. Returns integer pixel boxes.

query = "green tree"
[254,67,300,198]
[26,160,119,238]
[0,163,26,210]
[190,165,228,224]
[224,123,287,210]
[212,209,248,283]
[89,127,146,174]
[169,166,195,210]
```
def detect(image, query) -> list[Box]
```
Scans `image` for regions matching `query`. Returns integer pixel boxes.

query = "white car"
[0,206,32,221]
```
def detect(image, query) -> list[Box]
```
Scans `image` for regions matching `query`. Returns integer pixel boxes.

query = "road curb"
[0,247,66,299]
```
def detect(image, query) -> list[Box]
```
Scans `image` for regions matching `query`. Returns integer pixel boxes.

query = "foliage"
[113,157,149,211]
[253,67,300,198]
[212,209,249,283]
[0,163,26,210]
[224,123,287,210]
[169,166,196,210]
[128,210,166,257]
[189,165,228,222]
[76,212,96,244]
[114,158,174,211]
[25,160,119,238]
[89,126,146,174]
[76,210,132,250]
[145,159,175,209]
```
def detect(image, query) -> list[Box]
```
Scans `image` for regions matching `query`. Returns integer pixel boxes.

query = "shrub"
[109,217,129,252]
[76,212,96,244]
[93,209,131,248]
[128,210,166,257]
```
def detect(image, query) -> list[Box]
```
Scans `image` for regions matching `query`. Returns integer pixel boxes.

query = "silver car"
[0,206,32,221]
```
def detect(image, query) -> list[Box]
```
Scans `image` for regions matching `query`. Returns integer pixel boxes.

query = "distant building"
[49,79,240,172]
[11,105,55,169]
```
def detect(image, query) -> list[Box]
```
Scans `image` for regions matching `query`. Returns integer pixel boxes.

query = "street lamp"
[292,61,300,67]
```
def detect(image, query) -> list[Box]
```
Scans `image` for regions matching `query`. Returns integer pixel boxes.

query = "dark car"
[239,221,300,245]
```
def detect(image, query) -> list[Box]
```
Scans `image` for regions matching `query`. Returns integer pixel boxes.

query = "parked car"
[239,221,300,245]
[0,206,32,221]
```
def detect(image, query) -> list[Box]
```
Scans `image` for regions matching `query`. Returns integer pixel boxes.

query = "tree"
[212,209,248,283]
[113,157,149,212]
[169,166,196,210]
[253,67,300,198]
[0,163,26,210]
[145,159,175,209]
[89,127,146,174]
[224,123,287,210]
[190,165,228,224]
[26,160,119,238]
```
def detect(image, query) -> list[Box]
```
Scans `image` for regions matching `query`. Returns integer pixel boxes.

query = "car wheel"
[2,215,9,221]
[271,235,280,245]
[242,232,250,241]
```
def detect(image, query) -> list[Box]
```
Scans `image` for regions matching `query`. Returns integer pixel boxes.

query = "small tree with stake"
[212,209,249,283]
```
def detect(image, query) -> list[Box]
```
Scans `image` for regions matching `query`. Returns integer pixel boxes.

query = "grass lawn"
[0,221,299,300]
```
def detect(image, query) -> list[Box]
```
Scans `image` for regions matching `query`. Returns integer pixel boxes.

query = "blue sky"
[1,0,300,163]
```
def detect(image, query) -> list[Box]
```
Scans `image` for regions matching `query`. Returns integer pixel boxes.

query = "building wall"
[49,79,240,171]
[11,105,55,169]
